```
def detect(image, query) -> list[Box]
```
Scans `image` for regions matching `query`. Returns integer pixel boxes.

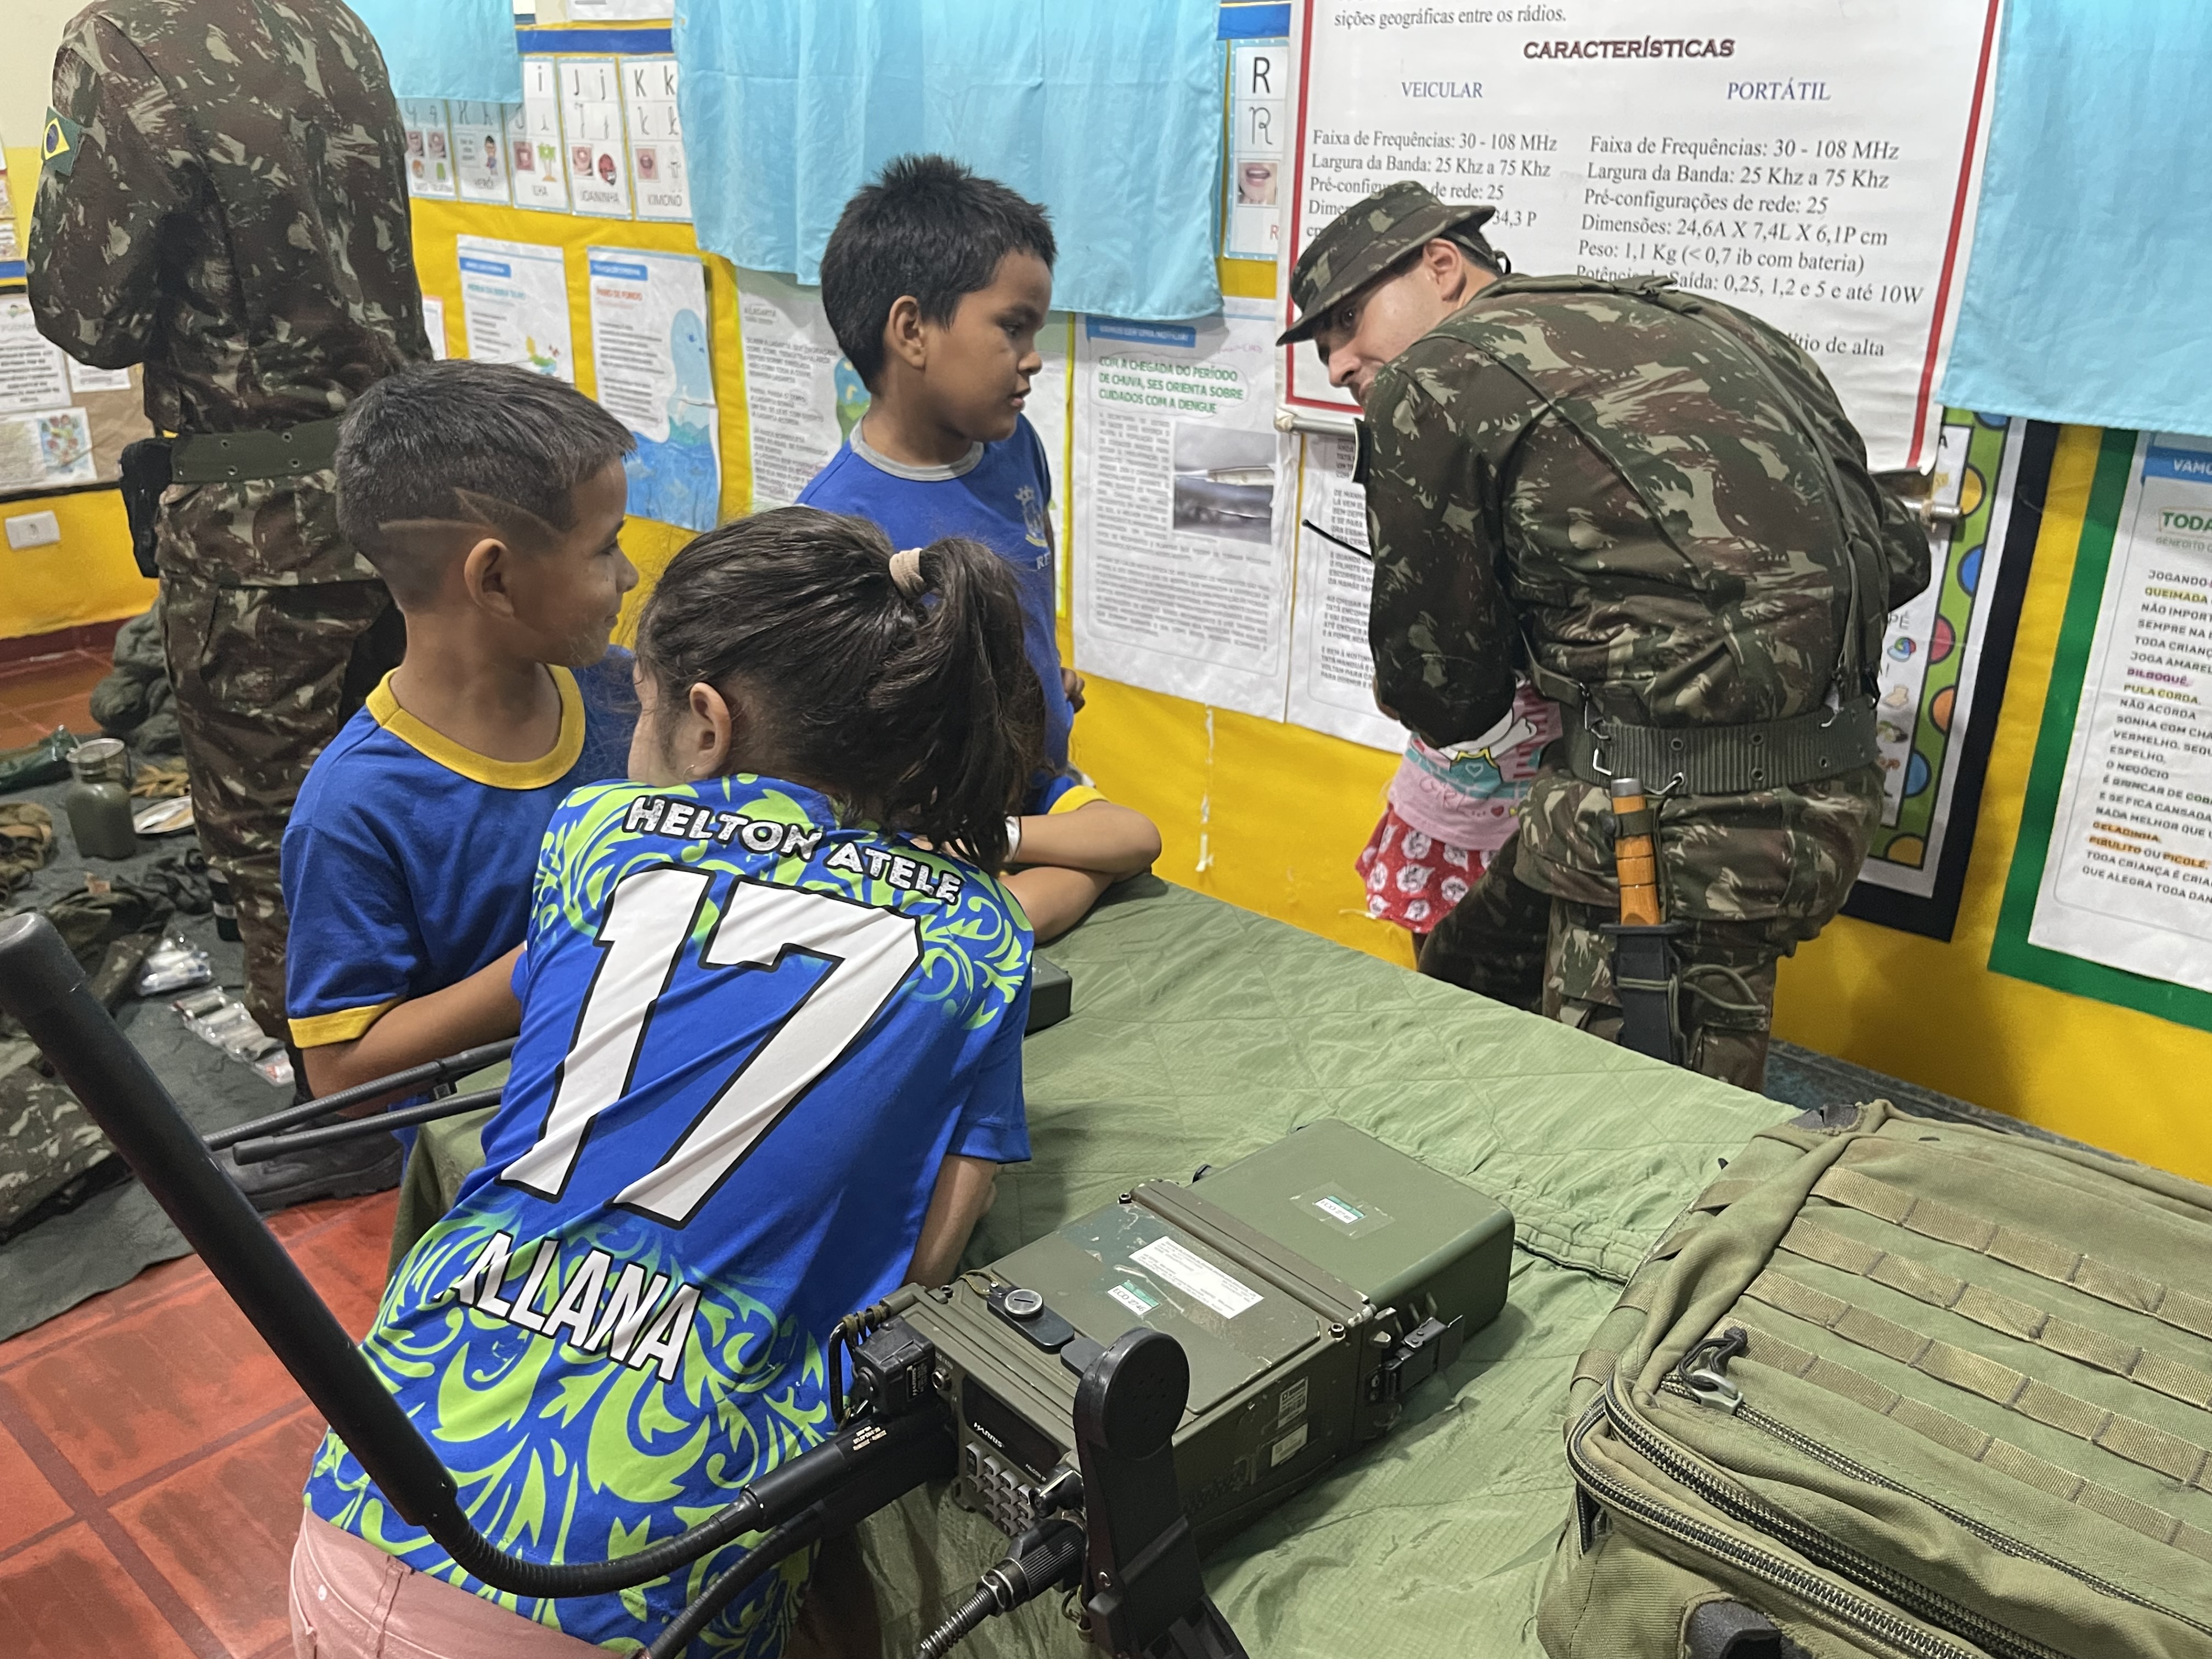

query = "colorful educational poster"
[620,56,691,223]
[515,59,571,213]
[399,99,456,200]
[560,58,632,220]
[1283,430,1405,751]
[1223,38,1288,263]
[733,270,862,510]
[421,294,448,360]
[2023,432,2212,995]
[452,101,515,206]
[588,249,720,533]
[1072,299,1292,720]
[1276,0,2004,468]
[0,297,74,415]
[455,236,574,382]
[0,408,95,490]
[1845,414,2051,940]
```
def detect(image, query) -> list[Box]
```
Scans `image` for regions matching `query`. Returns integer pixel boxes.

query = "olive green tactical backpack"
[1539,1101,2212,1659]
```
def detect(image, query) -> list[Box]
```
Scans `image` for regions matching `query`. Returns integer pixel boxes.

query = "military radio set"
[0,912,1513,1658]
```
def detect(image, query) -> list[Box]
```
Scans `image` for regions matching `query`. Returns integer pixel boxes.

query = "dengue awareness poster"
[1276,0,2004,469]
[588,249,720,533]
[455,236,575,382]
[1072,298,1292,720]
[2024,434,2212,996]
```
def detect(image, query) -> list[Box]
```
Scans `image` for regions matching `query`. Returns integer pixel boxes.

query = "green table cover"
[403,876,1784,1657]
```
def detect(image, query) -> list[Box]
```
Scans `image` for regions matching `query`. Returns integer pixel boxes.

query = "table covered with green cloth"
[399,875,1787,1657]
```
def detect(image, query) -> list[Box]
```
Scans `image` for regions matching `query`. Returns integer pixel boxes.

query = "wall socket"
[5,512,62,551]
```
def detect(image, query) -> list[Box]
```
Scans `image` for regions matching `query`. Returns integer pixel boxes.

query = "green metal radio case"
[901,1119,1513,1548]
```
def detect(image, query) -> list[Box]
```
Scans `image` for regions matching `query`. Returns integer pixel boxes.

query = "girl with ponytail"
[294,507,1054,1657]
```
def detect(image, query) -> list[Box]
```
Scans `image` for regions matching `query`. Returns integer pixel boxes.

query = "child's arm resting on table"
[1005,797,1161,944]
[298,945,523,1105]
[906,1154,1001,1287]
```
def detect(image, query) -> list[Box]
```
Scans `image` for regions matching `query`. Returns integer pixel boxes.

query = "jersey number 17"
[500,865,923,1227]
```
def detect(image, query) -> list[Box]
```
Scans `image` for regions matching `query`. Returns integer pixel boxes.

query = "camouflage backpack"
[1542,1101,2212,1659]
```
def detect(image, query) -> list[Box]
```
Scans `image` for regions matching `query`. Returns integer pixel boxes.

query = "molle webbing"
[170,417,343,484]
[1738,1325,2212,1572]
[1741,1271,2212,1494]
[1561,696,1878,794]
[1810,1164,2212,1345]
[1778,1215,2212,1418]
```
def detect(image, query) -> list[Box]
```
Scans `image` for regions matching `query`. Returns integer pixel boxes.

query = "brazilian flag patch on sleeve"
[42,109,82,177]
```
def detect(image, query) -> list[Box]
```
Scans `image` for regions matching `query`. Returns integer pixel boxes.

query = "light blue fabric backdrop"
[348,0,521,105]
[675,0,1222,321]
[1942,0,2212,435]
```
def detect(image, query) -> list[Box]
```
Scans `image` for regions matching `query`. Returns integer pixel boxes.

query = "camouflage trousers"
[161,570,403,1038]
[1418,833,1797,1091]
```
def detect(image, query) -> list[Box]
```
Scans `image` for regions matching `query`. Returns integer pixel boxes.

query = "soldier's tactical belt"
[1564,696,1877,795]
[170,417,342,484]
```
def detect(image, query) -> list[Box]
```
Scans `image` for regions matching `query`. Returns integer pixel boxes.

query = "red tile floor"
[0,635,117,751]
[0,1189,398,1659]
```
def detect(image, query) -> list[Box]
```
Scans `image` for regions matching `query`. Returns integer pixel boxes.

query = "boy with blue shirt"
[245,363,640,1209]
[802,154,1079,771]
[803,156,1161,939]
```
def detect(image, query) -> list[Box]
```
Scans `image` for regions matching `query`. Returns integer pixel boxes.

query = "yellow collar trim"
[366,667,586,789]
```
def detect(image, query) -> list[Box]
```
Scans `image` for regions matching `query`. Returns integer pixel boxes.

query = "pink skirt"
[1355,806,1496,933]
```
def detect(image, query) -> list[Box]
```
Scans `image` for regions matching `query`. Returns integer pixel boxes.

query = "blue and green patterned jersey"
[301,775,1034,1654]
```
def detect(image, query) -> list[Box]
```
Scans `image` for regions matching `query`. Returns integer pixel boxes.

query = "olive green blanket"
[402,875,1784,1658]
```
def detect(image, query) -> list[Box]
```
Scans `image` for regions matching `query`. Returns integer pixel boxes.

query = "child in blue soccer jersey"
[802,155,1160,940]
[290,508,1045,1659]
[253,363,641,1211]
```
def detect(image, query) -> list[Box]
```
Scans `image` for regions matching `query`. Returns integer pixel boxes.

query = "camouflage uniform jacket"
[1364,273,1931,923]
[29,0,430,585]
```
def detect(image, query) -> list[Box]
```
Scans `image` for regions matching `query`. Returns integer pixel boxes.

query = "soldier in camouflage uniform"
[30,0,428,1200]
[1283,183,1929,1088]
[31,10,426,1020]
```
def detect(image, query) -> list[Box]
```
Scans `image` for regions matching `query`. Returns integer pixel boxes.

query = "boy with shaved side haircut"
[237,363,640,1204]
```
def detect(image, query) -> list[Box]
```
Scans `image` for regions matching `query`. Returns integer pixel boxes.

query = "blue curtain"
[675,0,1222,321]
[1942,0,2212,435]
[348,0,522,104]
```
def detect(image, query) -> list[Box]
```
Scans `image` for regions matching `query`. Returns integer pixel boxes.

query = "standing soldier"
[30,0,431,1202]
[1283,183,1929,1088]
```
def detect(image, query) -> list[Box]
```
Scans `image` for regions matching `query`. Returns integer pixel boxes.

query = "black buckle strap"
[1566,697,1878,794]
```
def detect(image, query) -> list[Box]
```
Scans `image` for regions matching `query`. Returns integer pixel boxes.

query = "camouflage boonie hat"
[1278,182,1500,345]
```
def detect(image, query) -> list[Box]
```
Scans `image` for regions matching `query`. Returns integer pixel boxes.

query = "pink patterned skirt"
[1355,806,1498,933]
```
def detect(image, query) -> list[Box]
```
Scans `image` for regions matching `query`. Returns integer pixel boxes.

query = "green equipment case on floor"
[1543,1101,2212,1659]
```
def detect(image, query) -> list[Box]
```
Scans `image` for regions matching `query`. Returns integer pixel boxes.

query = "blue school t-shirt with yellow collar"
[280,654,635,1048]
[798,416,1073,772]
[300,775,1032,1655]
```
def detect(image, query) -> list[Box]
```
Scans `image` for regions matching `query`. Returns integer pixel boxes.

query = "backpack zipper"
[1572,1379,2045,1659]
[1657,1373,2212,1643]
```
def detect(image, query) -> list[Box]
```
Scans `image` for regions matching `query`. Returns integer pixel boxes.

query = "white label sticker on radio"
[1130,1237,1263,1319]
[1107,1282,1158,1318]
[1270,1422,1308,1468]
[1314,1195,1363,1225]
[1277,1376,1310,1429]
